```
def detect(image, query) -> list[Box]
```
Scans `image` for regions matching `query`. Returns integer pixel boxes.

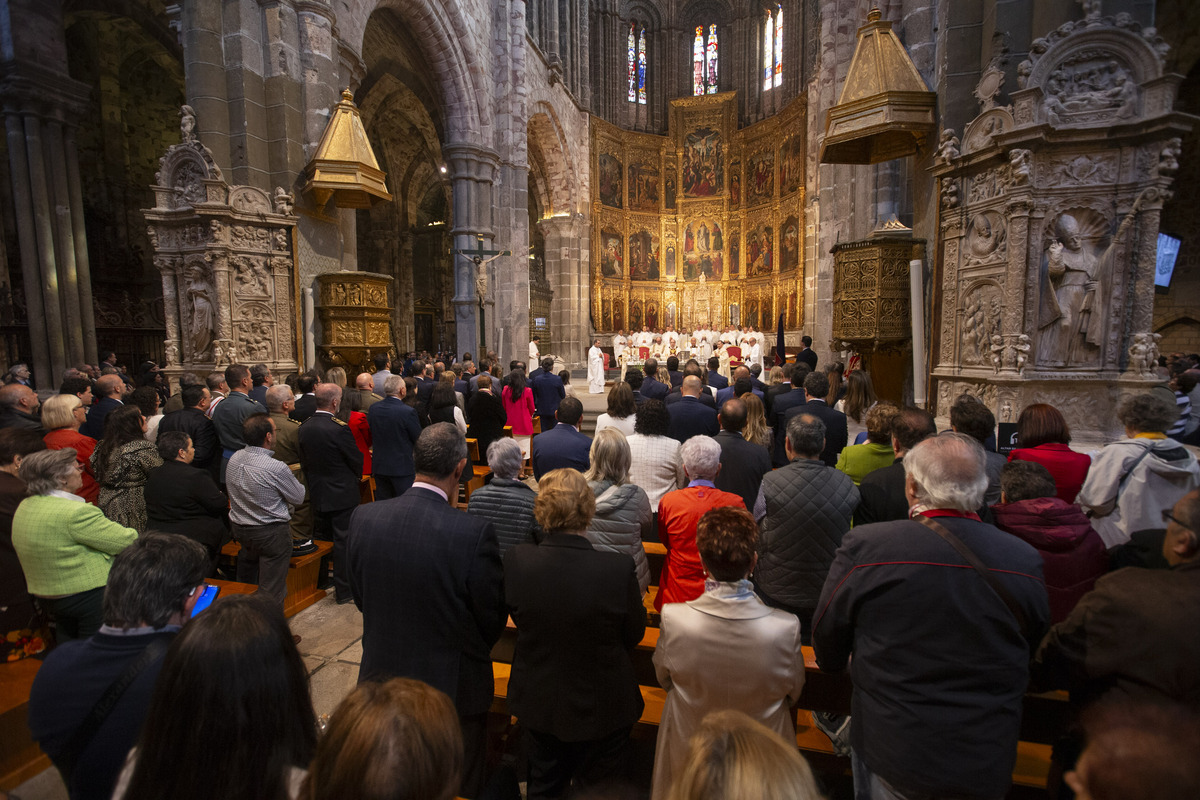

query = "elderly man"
[347,423,504,800]
[712,396,771,510]
[0,382,44,435]
[814,433,1050,800]
[264,384,316,555]
[298,382,363,604]
[248,363,273,406]
[80,374,124,439]
[156,383,219,475]
[210,364,268,483]
[368,374,422,499]
[655,436,745,612]
[1034,488,1200,709]
[203,370,228,418]
[667,376,719,443]
[714,366,762,407]
[226,414,305,605]
[352,372,381,411]
[530,396,591,480]
[755,414,859,644]
[28,533,209,800]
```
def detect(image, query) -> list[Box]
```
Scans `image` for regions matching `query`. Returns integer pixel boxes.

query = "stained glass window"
[628,23,637,102]
[773,5,783,87]
[637,29,647,104]
[706,25,718,93]
[763,11,774,90]
[693,26,705,96]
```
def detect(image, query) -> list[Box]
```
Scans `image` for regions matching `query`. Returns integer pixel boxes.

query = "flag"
[775,314,786,367]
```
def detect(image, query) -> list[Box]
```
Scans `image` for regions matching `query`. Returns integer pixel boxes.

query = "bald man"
[666,375,719,444]
[0,383,44,435]
[353,372,381,411]
[80,374,125,439]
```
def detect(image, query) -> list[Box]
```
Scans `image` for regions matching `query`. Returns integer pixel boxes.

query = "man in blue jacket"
[530,357,566,432]
[367,374,422,499]
[531,397,592,479]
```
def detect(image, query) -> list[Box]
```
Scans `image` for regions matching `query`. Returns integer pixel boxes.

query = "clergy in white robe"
[529,337,540,362]
[612,332,628,361]
[747,337,762,370]
[587,340,606,393]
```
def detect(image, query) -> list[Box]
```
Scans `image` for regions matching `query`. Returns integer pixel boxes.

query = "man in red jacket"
[992,460,1107,623]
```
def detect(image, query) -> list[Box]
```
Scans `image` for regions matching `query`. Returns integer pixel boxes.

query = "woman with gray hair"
[1078,393,1200,548]
[11,448,137,640]
[466,437,541,556]
[655,436,746,612]
[584,429,653,594]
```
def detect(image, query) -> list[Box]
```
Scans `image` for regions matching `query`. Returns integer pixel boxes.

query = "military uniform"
[269,412,313,545]
[298,410,363,603]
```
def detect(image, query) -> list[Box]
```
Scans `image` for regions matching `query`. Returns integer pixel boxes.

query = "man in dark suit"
[666,355,684,388]
[248,363,272,406]
[289,374,318,422]
[749,364,769,395]
[854,407,936,526]
[665,362,716,408]
[80,374,124,439]
[452,365,471,399]
[770,368,809,467]
[796,335,818,370]
[469,361,501,396]
[531,396,592,480]
[715,367,763,408]
[625,371,647,407]
[706,357,729,392]
[145,430,230,575]
[640,359,669,401]
[712,397,773,511]
[763,363,794,419]
[368,374,422,500]
[530,357,566,432]
[782,371,847,468]
[298,383,363,604]
[414,361,436,413]
[156,383,219,475]
[347,423,504,800]
[667,377,719,443]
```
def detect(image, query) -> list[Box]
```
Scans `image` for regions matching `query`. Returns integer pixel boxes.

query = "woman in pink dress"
[502,370,535,460]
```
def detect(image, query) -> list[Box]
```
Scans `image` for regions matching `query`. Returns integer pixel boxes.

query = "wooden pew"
[219,540,333,617]
[0,659,49,790]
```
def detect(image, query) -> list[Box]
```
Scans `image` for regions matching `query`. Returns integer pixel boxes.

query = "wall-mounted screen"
[1155,233,1181,289]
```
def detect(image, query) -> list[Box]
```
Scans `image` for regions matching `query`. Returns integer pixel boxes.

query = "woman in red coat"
[1007,403,1092,504]
[656,436,745,612]
[41,394,100,503]
[502,370,535,460]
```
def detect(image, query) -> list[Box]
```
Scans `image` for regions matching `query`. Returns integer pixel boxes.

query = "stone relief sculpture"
[180,105,197,144]
[934,130,960,165]
[273,187,294,216]
[960,283,1003,366]
[1037,212,1105,368]
[964,213,1005,265]
[1128,332,1162,376]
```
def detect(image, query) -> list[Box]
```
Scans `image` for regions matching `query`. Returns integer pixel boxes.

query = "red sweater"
[655,483,746,611]
[992,496,1107,623]
[1009,443,1091,504]
[43,429,99,504]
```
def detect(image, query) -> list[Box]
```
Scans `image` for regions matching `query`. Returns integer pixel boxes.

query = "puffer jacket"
[1078,437,1200,548]
[585,479,652,594]
[466,478,541,556]
[992,496,1107,623]
[755,458,859,611]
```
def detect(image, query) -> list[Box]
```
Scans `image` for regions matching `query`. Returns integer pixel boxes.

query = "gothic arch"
[527,104,575,216]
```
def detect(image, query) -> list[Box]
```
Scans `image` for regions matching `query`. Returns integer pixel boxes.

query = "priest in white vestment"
[588,339,606,393]
[529,337,540,362]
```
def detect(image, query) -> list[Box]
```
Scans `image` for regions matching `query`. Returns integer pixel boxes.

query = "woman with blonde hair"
[584,429,653,594]
[767,366,785,387]
[667,710,822,800]
[302,678,462,800]
[504,468,646,798]
[740,392,771,449]
[41,392,99,503]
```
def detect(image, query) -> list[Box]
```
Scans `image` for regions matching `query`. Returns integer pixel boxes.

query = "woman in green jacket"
[836,402,901,486]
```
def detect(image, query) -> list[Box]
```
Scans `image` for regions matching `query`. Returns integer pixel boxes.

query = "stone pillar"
[64,126,98,365]
[545,0,561,65]
[445,144,500,360]
[3,112,52,382]
[22,114,69,380]
[538,213,590,367]
[45,120,85,362]
[182,0,232,174]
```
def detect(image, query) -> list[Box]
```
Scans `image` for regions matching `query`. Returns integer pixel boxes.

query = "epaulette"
[332,417,349,427]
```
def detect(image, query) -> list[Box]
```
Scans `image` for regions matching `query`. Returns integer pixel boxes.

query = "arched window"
[693,24,718,95]
[628,22,649,104]
[763,5,782,90]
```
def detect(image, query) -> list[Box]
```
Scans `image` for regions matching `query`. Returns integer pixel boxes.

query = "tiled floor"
[9,591,361,800]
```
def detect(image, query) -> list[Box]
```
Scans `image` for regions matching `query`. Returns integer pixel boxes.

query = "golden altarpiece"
[590,94,806,336]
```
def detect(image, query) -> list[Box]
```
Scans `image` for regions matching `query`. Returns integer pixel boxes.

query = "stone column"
[445,144,500,360]
[45,119,86,362]
[157,257,183,366]
[538,213,590,367]
[64,126,98,364]
[3,112,52,381]
[23,114,68,380]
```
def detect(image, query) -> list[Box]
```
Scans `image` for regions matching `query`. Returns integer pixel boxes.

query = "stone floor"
[9,591,363,800]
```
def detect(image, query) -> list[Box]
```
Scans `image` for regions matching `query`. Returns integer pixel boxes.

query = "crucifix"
[454,235,510,349]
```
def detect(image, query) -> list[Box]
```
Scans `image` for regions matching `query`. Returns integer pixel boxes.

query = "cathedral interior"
[0,0,1197,440]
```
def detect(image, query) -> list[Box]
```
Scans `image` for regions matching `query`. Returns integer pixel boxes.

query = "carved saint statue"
[180,105,197,144]
[186,270,215,360]
[1037,214,1103,368]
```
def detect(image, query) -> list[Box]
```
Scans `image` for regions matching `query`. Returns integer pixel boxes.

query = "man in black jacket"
[156,383,219,476]
[781,372,847,468]
[853,407,937,526]
[347,423,503,799]
[28,534,208,800]
[641,359,669,401]
[298,383,363,604]
[712,397,771,510]
[666,376,719,443]
[145,431,229,575]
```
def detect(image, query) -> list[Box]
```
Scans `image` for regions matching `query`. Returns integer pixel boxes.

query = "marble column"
[445,143,500,360]
[3,112,52,382]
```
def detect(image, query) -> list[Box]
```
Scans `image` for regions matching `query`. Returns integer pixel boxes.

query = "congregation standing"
[2,345,1199,800]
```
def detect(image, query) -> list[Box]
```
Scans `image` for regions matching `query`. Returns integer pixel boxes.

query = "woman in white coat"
[650,505,805,800]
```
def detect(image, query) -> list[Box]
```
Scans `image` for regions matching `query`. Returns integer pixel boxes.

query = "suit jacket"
[530,372,566,418]
[144,460,228,549]
[156,407,219,471]
[764,382,792,419]
[289,393,317,423]
[504,534,646,740]
[80,397,121,440]
[668,370,684,388]
[415,377,436,412]
[466,391,507,465]
[667,397,719,443]
[707,372,729,391]
[854,458,908,526]
[713,430,772,510]
[782,399,847,468]
[531,423,592,480]
[665,388,716,409]
[348,488,504,716]
[796,348,818,370]
[715,385,763,408]
[641,376,670,401]
[298,411,363,512]
[368,397,421,478]
[248,385,269,406]
[770,388,808,466]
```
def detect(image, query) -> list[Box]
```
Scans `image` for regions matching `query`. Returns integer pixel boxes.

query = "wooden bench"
[0,658,50,790]
[220,539,334,617]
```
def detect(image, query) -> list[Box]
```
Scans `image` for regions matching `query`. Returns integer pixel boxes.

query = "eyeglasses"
[1162,509,1193,533]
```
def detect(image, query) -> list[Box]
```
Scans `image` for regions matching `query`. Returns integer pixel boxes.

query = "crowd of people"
[1,346,1199,800]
